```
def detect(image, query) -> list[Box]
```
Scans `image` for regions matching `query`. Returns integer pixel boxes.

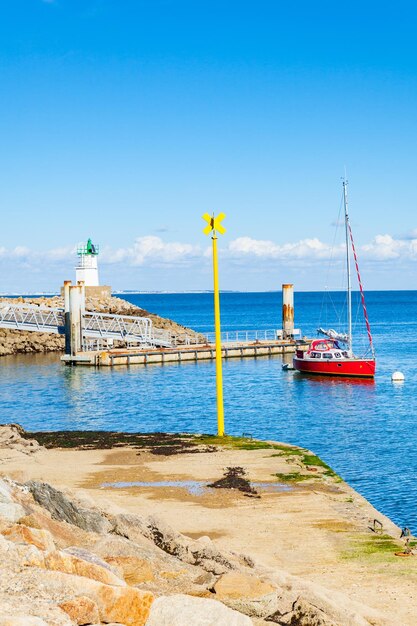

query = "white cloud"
[101,236,201,266]
[11,246,31,258]
[1,233,417,281]
[361,234,416,261]
[229,237,279,257]
[45,247,75,261]
[228,236,343,261]
[226,233,417,265]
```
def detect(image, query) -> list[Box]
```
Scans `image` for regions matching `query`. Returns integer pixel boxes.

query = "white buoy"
[391,371,405,382]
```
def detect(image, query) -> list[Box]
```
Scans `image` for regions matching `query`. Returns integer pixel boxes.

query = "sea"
[1,290,416,533]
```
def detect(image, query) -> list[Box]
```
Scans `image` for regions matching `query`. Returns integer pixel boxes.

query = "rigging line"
[347,222,374,355]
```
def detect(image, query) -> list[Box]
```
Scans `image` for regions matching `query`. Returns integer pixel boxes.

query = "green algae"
[193,434,292,450]
[274,471,312,483]
[342,533,404,561]
[271,447,341,481]
[299,453,341,480]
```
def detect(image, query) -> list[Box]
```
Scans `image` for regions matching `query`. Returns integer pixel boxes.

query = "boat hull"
[293,357,376,378]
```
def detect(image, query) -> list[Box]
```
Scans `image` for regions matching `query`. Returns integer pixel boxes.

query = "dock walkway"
[61,339,309,366]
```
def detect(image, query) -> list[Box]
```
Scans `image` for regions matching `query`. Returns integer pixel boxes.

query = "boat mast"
[343,179,352,353]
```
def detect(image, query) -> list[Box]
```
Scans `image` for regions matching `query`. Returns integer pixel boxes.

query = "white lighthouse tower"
[76,238,99,286]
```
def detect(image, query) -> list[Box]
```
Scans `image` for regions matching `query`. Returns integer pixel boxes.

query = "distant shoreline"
[2,288,417,297]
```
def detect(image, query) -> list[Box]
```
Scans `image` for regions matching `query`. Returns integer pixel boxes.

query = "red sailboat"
[293,180,376,378]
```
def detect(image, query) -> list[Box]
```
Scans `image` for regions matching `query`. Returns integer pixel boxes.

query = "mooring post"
[77,280,86,352]
[69,285,82,356]
[77,280,86,316]
[63,280,72,355]
[282,283,294,340]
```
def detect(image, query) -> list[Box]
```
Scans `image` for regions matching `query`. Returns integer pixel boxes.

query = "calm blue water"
[0,291,416,533]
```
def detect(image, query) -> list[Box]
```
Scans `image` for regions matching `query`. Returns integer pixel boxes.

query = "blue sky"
[1,0,417,292]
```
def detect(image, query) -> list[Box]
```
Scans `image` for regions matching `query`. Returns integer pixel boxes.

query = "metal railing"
[0,302,64,334]
[0,303,172,348]
[82,311,171,347]
[203,328,302,344]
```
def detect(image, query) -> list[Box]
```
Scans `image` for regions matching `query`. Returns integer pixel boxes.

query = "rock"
[114,513,236,574]
[91,533,158,559]
[195,535,213,545]
[26,481,111,534]
[63,546,122,576]
[43,550,126,586]
[59,596,100,625]
[2,524,56,551]
[0,480,26,522]
[276,597,339,626]
[92,534,205,595]
[213,571,281,620]
[18,508,95,550]
[36,570,154,626]
[104,555,154,584]
[0,479,13,501]
[145,594,254,625]
[262,569,381,626]
[18,543,46,568]
[214,572,275,600]
[0,425,41,453]
[213,572,371,625]
[0,502,26,523]
[192,571,216,586]
[0,618,48,626]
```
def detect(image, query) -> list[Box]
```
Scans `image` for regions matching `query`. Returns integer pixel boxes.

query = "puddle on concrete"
[253,482,292,493]
[101,480,292,495]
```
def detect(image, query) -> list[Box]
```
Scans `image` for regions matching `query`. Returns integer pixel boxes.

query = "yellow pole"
[212,233,225,436]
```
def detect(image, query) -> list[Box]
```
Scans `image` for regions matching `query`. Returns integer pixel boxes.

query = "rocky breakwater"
[0,295,204,357]
[0,425,392,626]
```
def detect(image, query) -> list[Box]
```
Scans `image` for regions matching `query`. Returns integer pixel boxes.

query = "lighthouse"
[76,238,100,286]
[61,238,111,298]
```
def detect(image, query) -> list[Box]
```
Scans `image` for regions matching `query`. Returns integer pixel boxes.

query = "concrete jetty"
[61,338,309,366]
[1,425,414,625]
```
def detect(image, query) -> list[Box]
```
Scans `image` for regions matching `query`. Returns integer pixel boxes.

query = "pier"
[61,336,309,366]
[0,282,310,366]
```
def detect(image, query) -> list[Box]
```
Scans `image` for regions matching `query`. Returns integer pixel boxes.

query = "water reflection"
[296,373,376,387]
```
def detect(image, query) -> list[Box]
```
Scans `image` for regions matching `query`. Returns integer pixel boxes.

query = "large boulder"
[25,481,111,534]
[104,555,154,584]
[18,507,95,550]
[17,568,154,626]
[0,425,42,453]
[58,596,100,625]
[0,479,26,522]
[260,569,382,626]
[2,524,56,552]
[145,594,253,626]
[214,572,275,600]
[113,513,239,574]
[0,502,26,523]
[91,534,208,595]
[63,546,122,578]
[42,550,126,586]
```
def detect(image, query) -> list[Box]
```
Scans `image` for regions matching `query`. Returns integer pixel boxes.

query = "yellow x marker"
[202,212,226,236]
